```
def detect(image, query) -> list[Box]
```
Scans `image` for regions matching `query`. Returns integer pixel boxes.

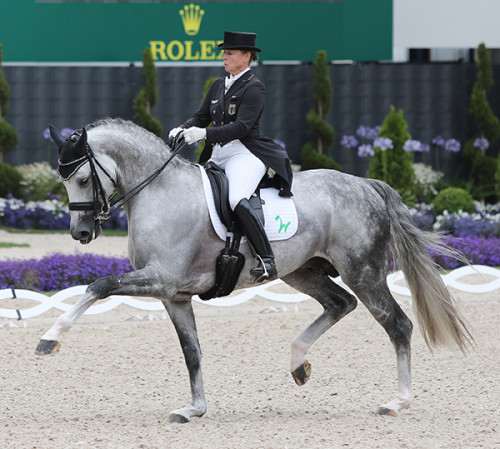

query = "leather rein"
[67,131,186,224]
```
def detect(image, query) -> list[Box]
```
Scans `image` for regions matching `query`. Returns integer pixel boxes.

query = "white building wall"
[393,0,500,61]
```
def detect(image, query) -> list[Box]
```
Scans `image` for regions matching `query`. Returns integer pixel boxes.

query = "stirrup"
[250,255,277,283]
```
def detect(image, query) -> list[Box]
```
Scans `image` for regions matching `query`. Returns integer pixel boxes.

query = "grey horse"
[36,118,472,423]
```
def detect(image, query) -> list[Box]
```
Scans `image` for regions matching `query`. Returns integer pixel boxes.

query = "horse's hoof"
[376,407,398,417]
[291,360,311,386]
[35,340,61,355]
[169,413,190,424]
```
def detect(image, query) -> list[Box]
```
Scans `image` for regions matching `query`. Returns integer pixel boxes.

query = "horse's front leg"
[162,299,206,423]
[35,268,172,355]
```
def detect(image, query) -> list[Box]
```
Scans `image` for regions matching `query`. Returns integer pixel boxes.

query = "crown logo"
[179,3,205,36]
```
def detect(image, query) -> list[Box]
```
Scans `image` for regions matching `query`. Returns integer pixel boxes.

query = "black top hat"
[217,31,262,52]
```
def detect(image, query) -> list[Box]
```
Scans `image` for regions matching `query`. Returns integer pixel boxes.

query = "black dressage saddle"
[203,161,265,230]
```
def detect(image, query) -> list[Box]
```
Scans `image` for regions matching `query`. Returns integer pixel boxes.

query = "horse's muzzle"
[70,215,101,244]
[74,229,92,244]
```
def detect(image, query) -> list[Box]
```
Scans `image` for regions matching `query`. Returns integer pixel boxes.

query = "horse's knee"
[379,311,413,348]
[324,290,357,318]
[392,315,413,347]
[87,276,120,298]
[344,293,358,314]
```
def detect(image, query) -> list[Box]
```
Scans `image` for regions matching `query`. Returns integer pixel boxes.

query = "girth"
[199,162,268,301]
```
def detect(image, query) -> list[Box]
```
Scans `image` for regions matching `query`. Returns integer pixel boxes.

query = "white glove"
[182,127,206,144]
[169,127,184,139]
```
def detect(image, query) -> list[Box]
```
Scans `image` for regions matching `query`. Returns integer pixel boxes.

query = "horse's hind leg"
[281,258,358,386]
[351,280,414,416]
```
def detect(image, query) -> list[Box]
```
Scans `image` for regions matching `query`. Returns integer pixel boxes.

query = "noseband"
[64,130,186,226]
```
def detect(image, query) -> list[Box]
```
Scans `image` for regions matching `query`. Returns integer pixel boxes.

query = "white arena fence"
[0,265,499,320]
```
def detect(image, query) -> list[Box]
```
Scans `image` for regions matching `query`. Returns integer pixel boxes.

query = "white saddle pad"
[198,165,298,242]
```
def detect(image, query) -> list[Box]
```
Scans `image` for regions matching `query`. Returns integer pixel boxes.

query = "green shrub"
[469,43,500,146]
[300,50,340,170]
[16,161,68,202]
[432,187,475,216]
[0,44,18,161]
[133,47,163,137]
[301,142,341,170]
[466,43,500,202]
[367,105,415,204]
[0,162,22,197]
[473,153,497,201]
[496,155,500,198]
[0,118,18,156]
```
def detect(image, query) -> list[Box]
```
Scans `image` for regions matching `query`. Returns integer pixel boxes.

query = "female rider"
[169,31,293,282]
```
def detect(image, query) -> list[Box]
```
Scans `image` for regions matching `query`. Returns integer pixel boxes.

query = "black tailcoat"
[182,70,293,196]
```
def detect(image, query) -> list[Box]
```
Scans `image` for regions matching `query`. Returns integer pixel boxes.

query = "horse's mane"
[86,117,167,149]
[85,118,193,168]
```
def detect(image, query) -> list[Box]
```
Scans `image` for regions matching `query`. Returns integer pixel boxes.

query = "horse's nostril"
[79,230,91,241]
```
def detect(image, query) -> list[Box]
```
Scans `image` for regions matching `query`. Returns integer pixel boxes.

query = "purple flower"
[357,144,374,157]
[430,237,500,269]
[403,140,423,152]
[373,137,393,151]
[0,254,133,292]
[356,126,369,139]
[356,125,379,141]
[42,127,74,141]
[444,139,461,153]
[431,135,445,146]
[341,135,359,149]
[473,137,489,151]
[61,128,75,139]
[0,198,127,231]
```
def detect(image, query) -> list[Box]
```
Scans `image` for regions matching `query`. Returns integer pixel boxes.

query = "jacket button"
[213,110,216,114]
[213,121,216,125]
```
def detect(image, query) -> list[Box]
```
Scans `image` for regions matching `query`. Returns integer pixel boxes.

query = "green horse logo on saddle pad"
[275,215,291,234]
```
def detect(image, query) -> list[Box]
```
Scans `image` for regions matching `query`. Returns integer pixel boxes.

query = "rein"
[68,132,186,224]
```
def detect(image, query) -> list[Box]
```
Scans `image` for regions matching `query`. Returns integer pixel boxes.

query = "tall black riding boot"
[234,198,277,282]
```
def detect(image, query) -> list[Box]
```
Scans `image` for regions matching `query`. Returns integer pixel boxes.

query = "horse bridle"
[65,130,186,225]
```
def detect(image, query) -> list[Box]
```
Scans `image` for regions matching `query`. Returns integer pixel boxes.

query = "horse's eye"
[79,177,89,186]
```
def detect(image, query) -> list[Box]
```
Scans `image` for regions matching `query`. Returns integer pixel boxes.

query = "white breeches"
[210,140,267,210]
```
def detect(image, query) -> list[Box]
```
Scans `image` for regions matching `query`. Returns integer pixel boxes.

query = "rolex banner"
[0,0,392,63]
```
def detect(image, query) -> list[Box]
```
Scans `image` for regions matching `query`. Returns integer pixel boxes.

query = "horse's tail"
[367,179,473,352]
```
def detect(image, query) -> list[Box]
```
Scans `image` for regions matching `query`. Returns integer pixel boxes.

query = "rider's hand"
[182,127,206,145]
[168,127,184,139]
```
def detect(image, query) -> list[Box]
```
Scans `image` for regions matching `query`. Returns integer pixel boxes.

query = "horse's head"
[50,124,117,244]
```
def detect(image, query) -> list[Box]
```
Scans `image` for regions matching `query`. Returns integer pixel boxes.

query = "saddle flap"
[204,162,264,230]
[204,162,234,229]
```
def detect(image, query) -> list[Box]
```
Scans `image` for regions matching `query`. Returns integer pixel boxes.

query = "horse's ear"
[49,124,65,147]
[73,127,88,156]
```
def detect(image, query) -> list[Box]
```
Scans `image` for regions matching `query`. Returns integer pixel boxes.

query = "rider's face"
[223,50,250,76]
